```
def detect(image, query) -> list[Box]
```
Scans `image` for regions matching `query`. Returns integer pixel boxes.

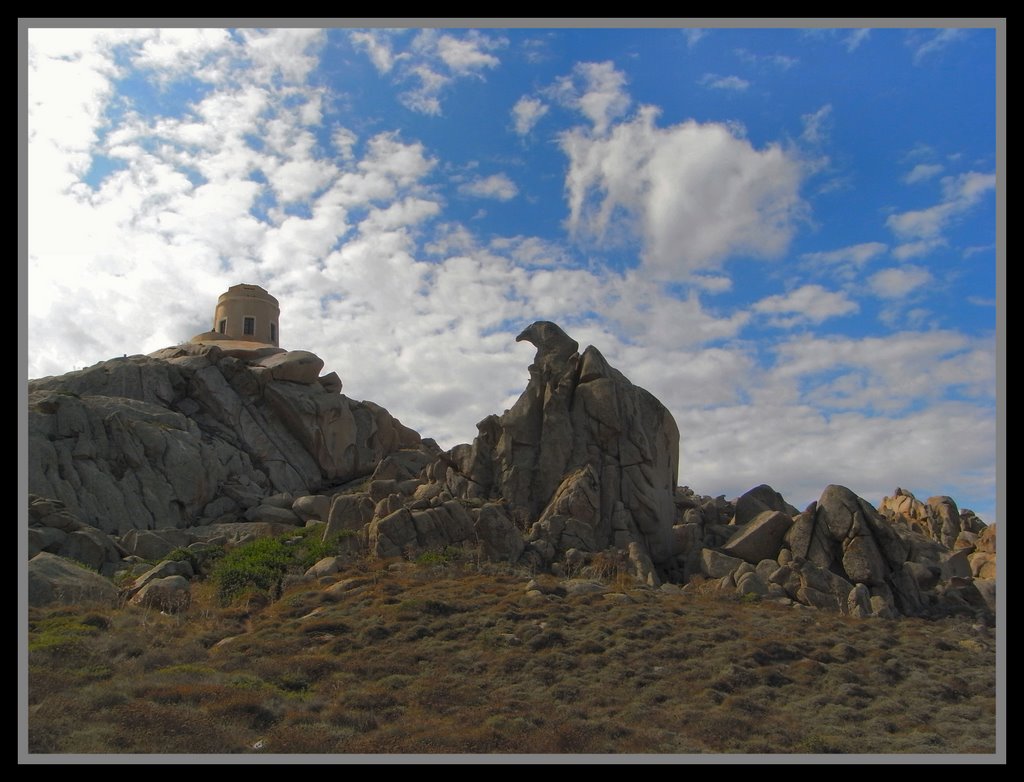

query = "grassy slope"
[27,556,997,756]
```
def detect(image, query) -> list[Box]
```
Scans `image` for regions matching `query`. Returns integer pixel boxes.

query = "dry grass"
[26,554,998,756]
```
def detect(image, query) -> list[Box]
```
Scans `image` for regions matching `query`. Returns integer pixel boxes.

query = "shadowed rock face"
[443,321,680,577]
[28,343,421,535]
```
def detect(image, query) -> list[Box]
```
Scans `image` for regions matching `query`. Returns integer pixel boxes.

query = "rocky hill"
[26,322,996,622]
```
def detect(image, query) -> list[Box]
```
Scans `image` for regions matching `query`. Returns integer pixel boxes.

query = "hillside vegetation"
[28,540,996,756]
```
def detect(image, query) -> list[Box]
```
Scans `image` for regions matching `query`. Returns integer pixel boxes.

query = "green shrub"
[415,545,466,567]
[163,547,199,572]
[212,537,293,604]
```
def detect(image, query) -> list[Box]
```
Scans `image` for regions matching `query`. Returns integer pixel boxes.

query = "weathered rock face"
[732,484,799,526]
[790,485,922,615]
[435,321,680,575]
[28,343,421,535]
[878,488,986,549]
[28,551,119,607]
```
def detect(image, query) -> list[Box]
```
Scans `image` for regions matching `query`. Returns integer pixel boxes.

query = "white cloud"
[332,127,358,161]
[734,48,799,70]
[358,132,436,189]
[844,29,871,52]
[868,265,934,299]
[801,242,887,268]
[550,61,630,136]
[683,29,707,48]
[912,28,966,65]
[903,162,944,183]
[267,157,337,204]
[359,196,442,233]
[561,103,807,276]
[753,284,859,326]
[399,64,449,115]
[886,171,996,240]
[963,244,994,258]
[355,29,506,116]
[239,28,326,84]
[349,29,404,73]
[25,28,998,527]
[132,28,234,82]
[690,275,732,294]
[511,96,549,136]
[800,104,832,144]
[892,238,947,260]
[436,33,502,75]
[699,73,750,91]
[678,401,995,516]
[458,173,519,201]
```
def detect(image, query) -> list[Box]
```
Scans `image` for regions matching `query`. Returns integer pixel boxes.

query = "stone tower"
[207,283,280,346]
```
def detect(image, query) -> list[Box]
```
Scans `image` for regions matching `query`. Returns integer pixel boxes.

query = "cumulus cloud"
[239,28,327,84]
[349,29,405,73]
[892,238,947,260]
[550,60,631,136]
[25,28,998,525]
[753,284,859,327]
[332,127,358,161]
[690,275,732,294]
[868,265,934,298]
[669,329,995,514]
[561,102,807,276]
[699,73,750,91]
[511,96,549,136]
[132,28,234,83]
[886,170,995,241]
[353,28,506,116]
[678,400,995,515]
[458,173,518,201]
[436,32,502,75]
[903,162,944,184]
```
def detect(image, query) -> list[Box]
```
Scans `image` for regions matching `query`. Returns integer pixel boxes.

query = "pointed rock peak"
[515,321,579,368]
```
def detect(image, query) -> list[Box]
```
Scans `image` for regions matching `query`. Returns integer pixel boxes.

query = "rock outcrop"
[28,343,421,535]
[28,551,119,607]
[682,483,996,621]
[878,488,987,549]
[419,321,679,580]
[26,325,994,622]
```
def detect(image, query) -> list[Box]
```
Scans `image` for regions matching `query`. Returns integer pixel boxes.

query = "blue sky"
[25,23,1002,521]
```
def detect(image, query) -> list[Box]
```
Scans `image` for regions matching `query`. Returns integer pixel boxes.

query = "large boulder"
[721,510,792,564]
[56,527,123,574]
[429,321,680,576]
[257,350,325,384]
[130,575,191,612]
[119,528,192,561]
[700,548,745,579]
[28,344,421,535]
[732,484,798,526]
[781,485,935,616]
[28,552,118,607]
[474,503,525,563]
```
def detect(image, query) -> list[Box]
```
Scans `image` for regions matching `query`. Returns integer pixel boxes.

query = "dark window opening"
[218,319,227,334]
[270,323,277,343]
[243,317,255,336]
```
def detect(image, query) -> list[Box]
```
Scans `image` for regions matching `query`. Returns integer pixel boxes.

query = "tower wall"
[212,284,280,346]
